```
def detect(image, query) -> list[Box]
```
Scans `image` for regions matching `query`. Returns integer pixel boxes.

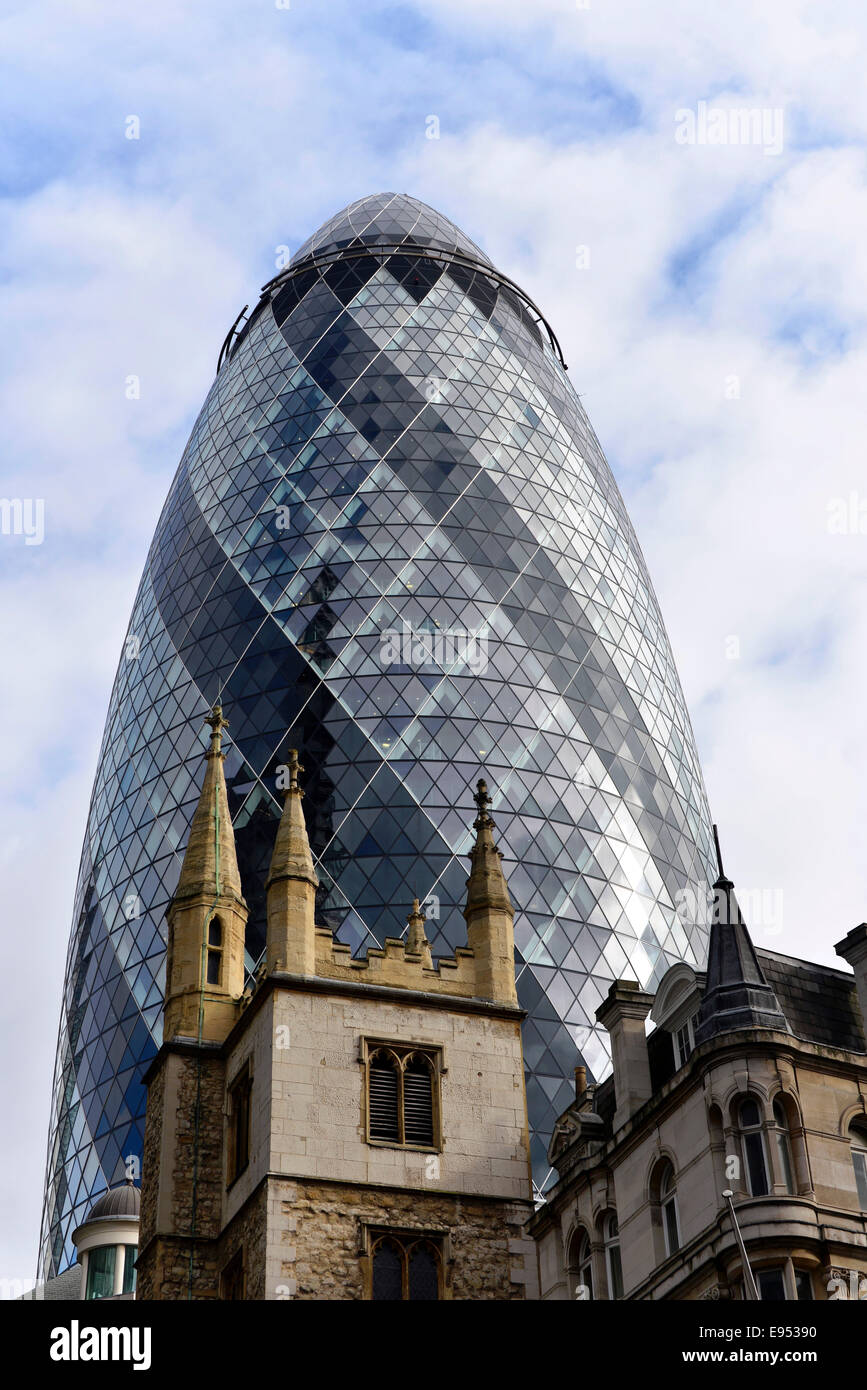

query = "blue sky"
[3,0,867,1290]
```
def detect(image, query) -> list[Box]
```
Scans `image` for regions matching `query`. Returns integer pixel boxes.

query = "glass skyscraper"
[40,193,715,1277]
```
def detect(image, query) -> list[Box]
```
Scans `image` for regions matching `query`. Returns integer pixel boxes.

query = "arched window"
[659,1161,680,1256]
[738,1097,770,1196]
[772,1098,795,1194]
[603,1213,623,1300]
[371,1233,441,1300]
[206,916,223,985]
[368,1051,400,1143]
[372,1236,403,1300]
[403,1054,435,1147]
[408,1240,439,1301]
[850,1120,867,1210]
[366,1045,439,1148]
[567,1229,593,1300]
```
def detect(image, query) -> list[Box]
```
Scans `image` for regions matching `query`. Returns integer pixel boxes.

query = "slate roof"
[756,948,866,1054]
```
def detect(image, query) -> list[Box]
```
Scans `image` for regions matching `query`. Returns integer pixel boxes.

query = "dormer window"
[649,963,704,1076]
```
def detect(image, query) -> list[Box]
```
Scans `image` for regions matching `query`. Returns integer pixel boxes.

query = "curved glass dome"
[39,193,715,1277]
[291,191,492,268]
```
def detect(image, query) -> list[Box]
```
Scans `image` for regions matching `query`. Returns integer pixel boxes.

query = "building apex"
[694,826,788,1043]
[266,749,319,891]
[205,701,228,753]
[405,897,430,955]
[172,706,243,905]
[464,777,513,921]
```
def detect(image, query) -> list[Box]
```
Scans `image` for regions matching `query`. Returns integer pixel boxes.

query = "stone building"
[529,840,867,1301]
[136,707,537,1300]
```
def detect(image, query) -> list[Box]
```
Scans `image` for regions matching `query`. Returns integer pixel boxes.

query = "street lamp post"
[723,1189,760,1301]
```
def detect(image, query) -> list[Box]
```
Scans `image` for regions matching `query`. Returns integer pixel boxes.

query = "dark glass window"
[85,1245,115,1300]
[850,1122,867,1209]
[220,1249,245,1300]
[568,1230,593,1300]
[372,1239,404,1301]
[772,1099,795,1194]
[409,1243,439,1300]
[757,1268,786,1301]
[207,917,222,986]
[604,1214,623,1300]
[659,1162,680,1256]
[227,1067,252,1184]
[739,1098,770,1196]
[371,1234,441,1301]
[122,1245,137,1295]
[794,1269,813,1301]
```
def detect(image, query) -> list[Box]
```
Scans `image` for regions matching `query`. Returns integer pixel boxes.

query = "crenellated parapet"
[310,908,486,999]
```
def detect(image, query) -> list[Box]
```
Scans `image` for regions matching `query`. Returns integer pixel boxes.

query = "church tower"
[136,706,248,1300]
[137,717,538,1300]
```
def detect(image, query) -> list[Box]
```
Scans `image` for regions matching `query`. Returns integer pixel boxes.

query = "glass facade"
[39,193,715,1277]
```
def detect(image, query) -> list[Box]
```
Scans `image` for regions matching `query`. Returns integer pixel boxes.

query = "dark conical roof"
[290,192,492,268]
[694,829,789,1043]
[85,1181,141,1223]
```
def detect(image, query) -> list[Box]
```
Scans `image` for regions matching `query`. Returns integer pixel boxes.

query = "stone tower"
[137,722,537,1300]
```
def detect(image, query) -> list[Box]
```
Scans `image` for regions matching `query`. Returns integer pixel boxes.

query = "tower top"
[474,778,493,827]
[465,777,513,922]
[172,706,243,904]
[205,703,228,753]
[712,822,733,890]
[694,826,788,1043]
[405,897,430,956]
[266,749,318,892]
[284,747,302,795]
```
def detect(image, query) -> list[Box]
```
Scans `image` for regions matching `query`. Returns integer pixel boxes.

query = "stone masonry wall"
[264,1176,535,1300]
[137,1048,226,1300]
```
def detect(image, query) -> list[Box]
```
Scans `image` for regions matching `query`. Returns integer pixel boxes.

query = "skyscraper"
[40,193,715,1278]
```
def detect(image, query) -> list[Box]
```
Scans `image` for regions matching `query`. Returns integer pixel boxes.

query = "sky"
[2,0,867,1291]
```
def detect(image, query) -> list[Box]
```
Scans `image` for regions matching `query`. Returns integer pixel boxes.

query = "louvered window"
[365,1043,440,1149]
[369,1056,400,1142]
[403,1058,434,1145]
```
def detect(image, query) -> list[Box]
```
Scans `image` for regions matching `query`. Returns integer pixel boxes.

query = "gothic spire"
[405,898,432,965]
[694,825,788,1043]
[463,778,517,1006]
[464,779,513,919]
[265,749,319,977]
[173,704,243,903]
[266,749,319,892]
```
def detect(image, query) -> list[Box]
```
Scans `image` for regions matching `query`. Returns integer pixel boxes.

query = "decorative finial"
[405,897,429,955]
[286,748,304,795]
[473,778,493,828]
[712,823,723,878]
[205,703,228,754]
[711,823,733,888]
